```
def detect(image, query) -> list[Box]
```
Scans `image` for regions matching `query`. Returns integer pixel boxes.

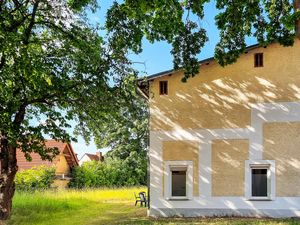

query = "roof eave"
[144,43,261,81]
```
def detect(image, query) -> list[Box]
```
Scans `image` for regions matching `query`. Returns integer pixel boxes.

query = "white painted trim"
[149,207,300,218]
[250,101,300,159]
[164,161,193,200]
[245,160,276,200]
[150,196,300,209]
[199,141,212,197]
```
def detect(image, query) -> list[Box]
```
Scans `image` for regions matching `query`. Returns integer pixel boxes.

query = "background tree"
[73,74,148,186]
[1,0,300,221]
[95,77,148,185]
[100,84,148,185]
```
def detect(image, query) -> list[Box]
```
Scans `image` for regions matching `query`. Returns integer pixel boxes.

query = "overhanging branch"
[23,0,40,45]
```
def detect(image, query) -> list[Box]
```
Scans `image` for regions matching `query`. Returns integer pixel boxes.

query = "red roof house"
[17,140,79,176]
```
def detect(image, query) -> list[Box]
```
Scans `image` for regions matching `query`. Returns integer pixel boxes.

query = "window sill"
[247,197,273,201]
[166,197,191,201]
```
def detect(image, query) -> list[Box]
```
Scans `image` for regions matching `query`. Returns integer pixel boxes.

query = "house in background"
[17,140,79,187]
[79,151,104,165]
[139,39,300,218]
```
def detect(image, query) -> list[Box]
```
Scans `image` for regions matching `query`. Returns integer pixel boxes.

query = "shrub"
[15,166,56,191]
[69,152,147,188]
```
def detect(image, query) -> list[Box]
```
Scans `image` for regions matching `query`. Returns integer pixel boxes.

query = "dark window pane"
[164,81,168,94]
[252,168,268,197]
[254,54,258,67]
[172,170,186,196]
[159,81,168,95]
[254,53,263,67]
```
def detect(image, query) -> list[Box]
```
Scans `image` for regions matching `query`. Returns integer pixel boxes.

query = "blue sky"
[73,1,257,158]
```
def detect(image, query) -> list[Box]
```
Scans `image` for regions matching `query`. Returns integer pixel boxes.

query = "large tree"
[0,0,137,219]
[1,0,300,220]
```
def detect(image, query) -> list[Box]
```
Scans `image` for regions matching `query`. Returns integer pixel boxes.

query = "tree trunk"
[0,133,17,220]
[295,0,300,38]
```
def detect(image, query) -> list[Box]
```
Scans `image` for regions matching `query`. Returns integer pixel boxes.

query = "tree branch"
[12,0,21,9]
[23,0,40,45]
[9,0,30,14]
[0,53,5,71]
[13,102,27,126]
[2,1,30,33]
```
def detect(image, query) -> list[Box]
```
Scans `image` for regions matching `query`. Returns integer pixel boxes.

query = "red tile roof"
[85,153,100,161]
[17,140,79,171]
[80,152,104,162]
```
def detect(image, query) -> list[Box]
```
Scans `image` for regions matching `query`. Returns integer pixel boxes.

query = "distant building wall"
[56,154,71,176]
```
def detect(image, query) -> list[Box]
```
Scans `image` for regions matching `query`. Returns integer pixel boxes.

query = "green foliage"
[0,0,139,161]
[15,166,56,191]
[67,0,97,12]
[73,73,148,188]
[106,0,208,81]
[69,153,147,188]
[106,0,300,79]
[74,74,148,159]
[0,1,147,218]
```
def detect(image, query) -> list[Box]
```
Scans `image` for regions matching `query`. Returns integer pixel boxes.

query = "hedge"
[15,165,56,191]
[69,152,147,188]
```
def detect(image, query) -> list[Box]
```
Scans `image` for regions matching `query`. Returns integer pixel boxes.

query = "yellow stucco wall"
[163,141,199,196]
[55,154,70,176]
[212,139,248,196]
[263,122,300,197]
[150,40,300,131]
[51,179,70,189]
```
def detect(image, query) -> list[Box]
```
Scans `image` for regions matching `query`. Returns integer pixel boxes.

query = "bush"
[69,152,147,188]
[15,166,56,191]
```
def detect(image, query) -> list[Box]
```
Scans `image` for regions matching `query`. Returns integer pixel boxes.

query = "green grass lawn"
[6,187,300,225]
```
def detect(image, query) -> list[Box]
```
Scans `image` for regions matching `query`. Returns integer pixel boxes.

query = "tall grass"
[9,187,147,225]
[14,186,146,205]
[8,187,300,225]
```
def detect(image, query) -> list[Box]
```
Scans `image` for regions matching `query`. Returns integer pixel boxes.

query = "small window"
[254,53,263,67]
[165,161,193,200]
[251,168,268,197]
[171,170,187,197]
[159,81,168,95]
[246,160,275,200]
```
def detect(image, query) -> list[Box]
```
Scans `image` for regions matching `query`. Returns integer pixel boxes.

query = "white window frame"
[245,160,275,201]
[164,161,193,200]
